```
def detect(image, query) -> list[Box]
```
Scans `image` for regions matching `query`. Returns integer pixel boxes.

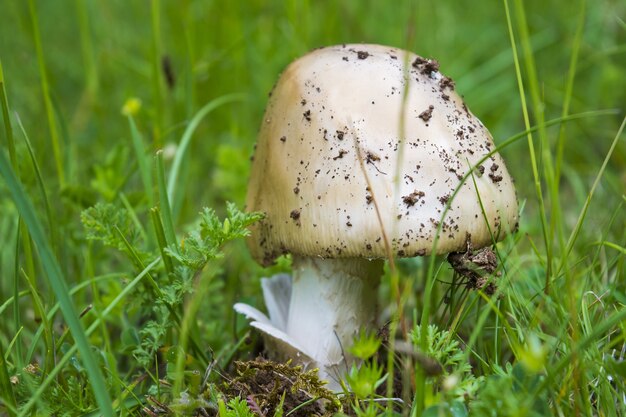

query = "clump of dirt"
[447,240,499,295]
[224,359,341,417]
[412,56,440,75]
[418,105,434,122]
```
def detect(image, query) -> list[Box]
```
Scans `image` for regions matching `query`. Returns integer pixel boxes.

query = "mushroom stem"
[287,256,384,379]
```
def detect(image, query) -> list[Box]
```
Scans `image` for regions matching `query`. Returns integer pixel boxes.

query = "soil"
[418,105,434,122]
[447,241,499,295]
[224,359,340,417]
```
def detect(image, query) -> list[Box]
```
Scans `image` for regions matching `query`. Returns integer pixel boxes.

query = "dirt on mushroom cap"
[246,44,518,265]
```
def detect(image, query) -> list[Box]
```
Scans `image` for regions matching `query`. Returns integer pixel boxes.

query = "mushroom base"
[287,256,383,384]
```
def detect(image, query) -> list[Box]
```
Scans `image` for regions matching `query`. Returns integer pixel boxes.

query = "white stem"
[286,256,383,379]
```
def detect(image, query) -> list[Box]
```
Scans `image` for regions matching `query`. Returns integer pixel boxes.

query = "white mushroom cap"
[247,44,518,265]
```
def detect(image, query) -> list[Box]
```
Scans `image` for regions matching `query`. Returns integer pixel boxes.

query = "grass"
[0,0,625,416]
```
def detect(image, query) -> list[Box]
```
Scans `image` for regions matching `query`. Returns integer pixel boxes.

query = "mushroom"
[235,44,518,389]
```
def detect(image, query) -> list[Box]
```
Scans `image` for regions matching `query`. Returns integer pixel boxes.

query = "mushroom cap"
[247,44,518,265]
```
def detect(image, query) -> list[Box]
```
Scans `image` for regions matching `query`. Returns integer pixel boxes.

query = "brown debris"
[402,190,425,207]
[224,360,340,417]
[447,240,499,295]
[332,150,348,160]
[419,105,434,122]
[439,76,455,91]
[489,163,503,182]
[412,57,440,75]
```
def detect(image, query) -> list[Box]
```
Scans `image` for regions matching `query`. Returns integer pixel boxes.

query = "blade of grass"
[0,151,114,417]
[150,207,174,276]
[592,241,626,255]
[172,265,218,399]
[114,224,209,364]
[23,273,125,365]
[2,63,28,369]
[532,304,626,401]
[84,243,121,401]
[419,109,616,342]
[150,0,164,149]
[0,290,30,316]
[27,0,65,186]
[166,93,245,207]
[20,268,54,378]
[550,4,588,395]
[0,61,17,167]
[504,0,552,293]
[17,258,161,417]
[12,220,23,368]
[119,192,149,243]
[0,308,17,416]
[14,113,58,251]
[558,116,626,274]
[127,115,154,207]
[554,0,587,207]
[155,150,177,249]
[75,0,98,96]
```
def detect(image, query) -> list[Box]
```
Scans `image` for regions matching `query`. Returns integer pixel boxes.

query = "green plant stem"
[0,61,17,167]
[127,115,155,208]
[150,207,174,276]
[558,116,626,274]
[172,266,218,400]
[418,108,616,349]
[504,0,552,294]
[20,268,55,378]
[0,151,114,417]
[27,0,65,186]
[16,259,161,417]
[150,0,164,149]
[155,150,177,249]
[166,93,245,210]
[15,113,58,254]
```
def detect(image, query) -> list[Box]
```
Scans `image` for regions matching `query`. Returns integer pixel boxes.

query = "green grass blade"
[20,269,54,376]
[558,116,626,274]
[150,0,164,149]
[532,304,626,401]
[74,0,99,97]
[592,240,626,255]
[14,113,58,252]
[150,207,174,276]
[0,60,17,168]
[172,265,218,399]
[155,150,177,248]
[554,0,587,191]
[23,274,125,365]
[27,0,65,186]
[12,221,23,368]
[0,290,29,316]
[17,258,161,417]
[0,317,17,416]
[0,152,114,417]
[166,93,245,205]
[504,0,552,292]
[119,192,149,243]
[127,115,154,207]
[419,109,616,340]
[1,65,28,371]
